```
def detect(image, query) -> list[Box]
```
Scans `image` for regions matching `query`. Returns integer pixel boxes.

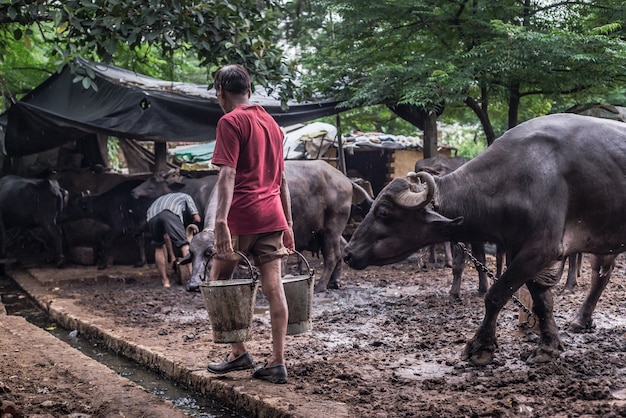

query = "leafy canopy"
[288,0,626,144]
[0,0,299,103]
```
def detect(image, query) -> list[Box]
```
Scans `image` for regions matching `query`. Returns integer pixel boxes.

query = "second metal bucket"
[283,251,315,335]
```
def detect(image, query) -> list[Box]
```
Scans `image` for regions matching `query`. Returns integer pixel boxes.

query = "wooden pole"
[336,114,347,175]
[154,142,168,171]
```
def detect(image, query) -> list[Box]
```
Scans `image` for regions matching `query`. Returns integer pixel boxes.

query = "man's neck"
[223,93,250,113]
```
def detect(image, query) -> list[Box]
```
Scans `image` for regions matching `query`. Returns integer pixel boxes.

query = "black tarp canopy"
[2,57,341,157]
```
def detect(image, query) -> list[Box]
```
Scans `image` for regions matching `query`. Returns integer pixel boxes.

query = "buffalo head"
[178,228,216,290]
[343,172,462,270]
[131,169,185,199]
[58,190,94,223]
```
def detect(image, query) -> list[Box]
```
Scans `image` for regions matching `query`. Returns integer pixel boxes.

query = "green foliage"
[316,105,419,136]
[0,0,298,104]
[107,137,121,172]
[286,0,626,143]
[0,22,56,111]
[438,123,486,159]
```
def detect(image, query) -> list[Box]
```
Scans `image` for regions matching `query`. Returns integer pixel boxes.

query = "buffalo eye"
[375,204,391,219]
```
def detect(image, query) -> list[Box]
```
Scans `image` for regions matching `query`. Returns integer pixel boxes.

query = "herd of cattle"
[1,113,625,367]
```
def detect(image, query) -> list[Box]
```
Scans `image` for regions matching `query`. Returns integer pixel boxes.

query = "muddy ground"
[3,248,626,417]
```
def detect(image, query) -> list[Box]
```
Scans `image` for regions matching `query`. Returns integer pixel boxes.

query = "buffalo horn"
[393,172,436,209]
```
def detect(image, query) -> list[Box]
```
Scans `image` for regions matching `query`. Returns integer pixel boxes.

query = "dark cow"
[59,179,155,269]
[343,113,626,366]
[181,160,354,293]
[130,169,218,229]
[0,175,68,267]
[414,154,489,299]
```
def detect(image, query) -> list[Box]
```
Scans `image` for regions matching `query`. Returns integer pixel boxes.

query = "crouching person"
[146,192,201,288]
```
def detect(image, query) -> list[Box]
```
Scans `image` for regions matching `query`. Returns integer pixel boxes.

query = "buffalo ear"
[423,209,463,226]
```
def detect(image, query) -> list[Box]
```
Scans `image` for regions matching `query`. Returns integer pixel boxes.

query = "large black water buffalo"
[0,175,68,267]
[181,159,356,293]
[414,154,489,299]
[343,113,626,366]
[59,179,155,269]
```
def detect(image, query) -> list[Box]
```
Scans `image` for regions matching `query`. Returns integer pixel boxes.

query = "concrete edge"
[7,269,318,418]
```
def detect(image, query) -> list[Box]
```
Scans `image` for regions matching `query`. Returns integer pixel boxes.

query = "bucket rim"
[200,278,257,287]
[282,274,313,283]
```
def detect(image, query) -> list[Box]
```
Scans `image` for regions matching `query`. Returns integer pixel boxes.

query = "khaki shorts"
[232,231,289,265]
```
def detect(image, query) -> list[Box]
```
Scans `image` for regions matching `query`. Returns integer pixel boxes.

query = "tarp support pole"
[154,142,168,171]
[336,114,346,175]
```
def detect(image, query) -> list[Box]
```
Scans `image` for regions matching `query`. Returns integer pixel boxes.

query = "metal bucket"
[200,252,259,343]
[283,251,315,335]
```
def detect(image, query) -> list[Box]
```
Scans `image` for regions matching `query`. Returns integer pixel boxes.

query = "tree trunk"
[422,113,437,159]
[508,84,521,129]
[388,103,442,158]
[154,142,168,172]
[464,96,496,145]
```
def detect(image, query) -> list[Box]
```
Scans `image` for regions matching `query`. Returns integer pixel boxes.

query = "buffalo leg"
[427,244,437,264]
[462,253,555,366]
[568,254,616,332]
[133,232,147,267]
[98,228,123,269]
[0,216,6,274]
[562,253,583,292]
[315,234,342,293]
[470,242,489,295]
[443,242,453,267]
[524,277,564,363]
[449,244,464,300]
[0,215,6,258]
[495,245,505,278]
[41,222,65,268]
[449,242,489,301]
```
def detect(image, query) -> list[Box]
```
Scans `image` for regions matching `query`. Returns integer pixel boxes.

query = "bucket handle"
[291,250,315,278]
[202,250,259,288]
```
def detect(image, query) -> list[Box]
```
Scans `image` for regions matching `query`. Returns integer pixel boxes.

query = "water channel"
[0,274,249,418]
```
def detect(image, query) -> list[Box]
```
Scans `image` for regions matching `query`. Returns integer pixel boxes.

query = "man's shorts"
[148,210,188,248]
[232,231,290,265]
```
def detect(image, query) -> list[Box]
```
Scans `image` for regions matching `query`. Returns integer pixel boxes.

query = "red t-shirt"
[212,104,288,235]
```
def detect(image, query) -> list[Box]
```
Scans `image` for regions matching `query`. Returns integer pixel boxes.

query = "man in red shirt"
[205,64,295,384]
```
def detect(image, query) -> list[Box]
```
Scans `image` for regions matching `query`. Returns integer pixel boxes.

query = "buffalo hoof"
[314,283,328,293]
[134,261,147,268]
[56,258,66,269]
[97,264,108,270]
[461,339,496,366]
[567,317,594,333]
[327,281,340,290]
[526,346,561,364]
[448,292,462,302]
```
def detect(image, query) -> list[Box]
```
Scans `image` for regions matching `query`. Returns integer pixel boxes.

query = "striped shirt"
[146,192,199,224]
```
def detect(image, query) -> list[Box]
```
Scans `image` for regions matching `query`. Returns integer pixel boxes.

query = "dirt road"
[2,251,626,417]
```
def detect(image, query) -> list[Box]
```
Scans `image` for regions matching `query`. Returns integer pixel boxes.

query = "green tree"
[0,0,298,103]
[287,0,626,147]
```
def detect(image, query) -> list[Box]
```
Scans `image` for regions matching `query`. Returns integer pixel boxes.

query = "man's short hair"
[214,64,251,95]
